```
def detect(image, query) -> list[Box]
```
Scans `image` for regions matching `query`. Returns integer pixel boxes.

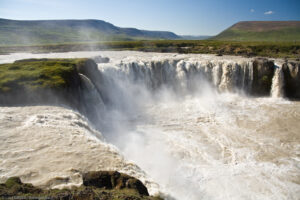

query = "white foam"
[0,51,299,199]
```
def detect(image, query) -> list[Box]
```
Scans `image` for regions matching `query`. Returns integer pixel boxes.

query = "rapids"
[0,51,299,200]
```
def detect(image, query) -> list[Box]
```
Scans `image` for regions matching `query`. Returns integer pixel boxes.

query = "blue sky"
[0,0,299,35]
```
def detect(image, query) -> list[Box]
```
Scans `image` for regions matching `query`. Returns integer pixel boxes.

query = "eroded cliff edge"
[0,171,162,200]
[0,57,300,112]
[0,58,105,124]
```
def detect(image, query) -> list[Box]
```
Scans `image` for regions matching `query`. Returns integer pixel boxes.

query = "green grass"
[1,40,299,58]
[0,19,179,45]
[213,21,300,42]
[0,176,163,200]
[0,58,86,93]
[214,28,300,42]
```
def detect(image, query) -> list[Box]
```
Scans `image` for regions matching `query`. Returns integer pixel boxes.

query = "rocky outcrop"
[0,59,84,108]
[83,171,149,196]
[282,60,300,99]
[0,171,160,200]
[0,177,42,196]
[251,58,275,96]
[0,58,106,125]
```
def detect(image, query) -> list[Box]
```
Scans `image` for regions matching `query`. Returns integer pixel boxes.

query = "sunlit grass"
[1,40,299,58]
[0,59,86,93]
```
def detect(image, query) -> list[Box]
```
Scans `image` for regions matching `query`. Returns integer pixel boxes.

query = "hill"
[0,18,180,45]
[213,21,300,41]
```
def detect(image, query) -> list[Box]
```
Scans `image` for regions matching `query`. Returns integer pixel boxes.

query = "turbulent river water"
[0,51,299,200]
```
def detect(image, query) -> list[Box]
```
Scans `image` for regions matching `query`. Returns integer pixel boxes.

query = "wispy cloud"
[250,9,255,13]
[264,11,274,15]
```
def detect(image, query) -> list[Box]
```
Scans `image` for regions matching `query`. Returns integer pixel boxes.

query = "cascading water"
[271,63,285,98]
[92,53,298,200]
[97,59,255,96]
[0,51,299,200]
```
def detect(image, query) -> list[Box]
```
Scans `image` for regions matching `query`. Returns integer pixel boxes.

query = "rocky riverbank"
[0,171,162,200]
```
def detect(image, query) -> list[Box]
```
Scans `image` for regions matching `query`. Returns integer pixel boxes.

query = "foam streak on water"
[0,106,157,191]
[122,95,300,200]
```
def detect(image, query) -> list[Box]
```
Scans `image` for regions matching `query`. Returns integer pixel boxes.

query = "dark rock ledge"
[0,171,163,200]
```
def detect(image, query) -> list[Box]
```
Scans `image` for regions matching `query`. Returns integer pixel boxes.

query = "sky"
[0,0,299,35]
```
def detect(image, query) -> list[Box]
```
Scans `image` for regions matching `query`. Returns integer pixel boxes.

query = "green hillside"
[213,21,300,41]
[0,18,180,45]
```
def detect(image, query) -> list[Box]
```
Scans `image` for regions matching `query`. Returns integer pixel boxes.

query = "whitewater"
[0,51,299,200]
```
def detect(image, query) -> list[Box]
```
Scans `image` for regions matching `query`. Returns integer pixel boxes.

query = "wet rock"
[251,58,275,96]
[282,60,300,99]
[83,171,149,196]
[0,177,42,196]
[0,172,158,200]
[126,178,149,196]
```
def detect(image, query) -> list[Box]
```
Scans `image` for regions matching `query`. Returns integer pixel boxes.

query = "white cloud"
[264,11,274,15]
[250,9,255,13]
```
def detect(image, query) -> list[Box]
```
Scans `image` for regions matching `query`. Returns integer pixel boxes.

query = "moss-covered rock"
[0,171,162,200]
[0,58,84,92]
[0,177,42,197]
[83,171,149,196]
[0,58,87,107]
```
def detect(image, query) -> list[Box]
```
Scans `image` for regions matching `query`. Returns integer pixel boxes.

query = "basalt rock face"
[0,59,84,108]
[76,58,107,103]
[251,58,275,96]
[0,59,105,120]
[282,61,300,99]
[0,61,82,108]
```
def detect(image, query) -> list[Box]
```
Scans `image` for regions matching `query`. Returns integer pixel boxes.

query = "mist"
[0,51,299,200]
[79,53,297,199]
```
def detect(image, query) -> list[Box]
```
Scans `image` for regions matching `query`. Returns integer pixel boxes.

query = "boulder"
[83,171,149,196]
[0,173,159,200]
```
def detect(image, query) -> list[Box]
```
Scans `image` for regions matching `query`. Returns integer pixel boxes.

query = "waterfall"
[94,55,298,200]
[78,73,106,127]
[271,64,285,98]
[99,60,255,97]
[1,51,299,200]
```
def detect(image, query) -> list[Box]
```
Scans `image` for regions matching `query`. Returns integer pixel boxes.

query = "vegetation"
[1,40,299,58]
[0,58,86,93]
[1,19,299,58]
[213,21,300,41]
[0,174,163,200]
[0,18,179,45]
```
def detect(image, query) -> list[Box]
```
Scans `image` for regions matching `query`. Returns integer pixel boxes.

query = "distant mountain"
[213,21,300,41]
[0,18,180,45]
[180,35,212,40]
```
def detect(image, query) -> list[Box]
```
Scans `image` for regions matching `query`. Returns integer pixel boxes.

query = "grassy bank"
[1,40,300,58]
[0,58,86,93]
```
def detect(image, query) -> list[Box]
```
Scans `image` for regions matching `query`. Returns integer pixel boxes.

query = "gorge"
[0,51,299,200]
